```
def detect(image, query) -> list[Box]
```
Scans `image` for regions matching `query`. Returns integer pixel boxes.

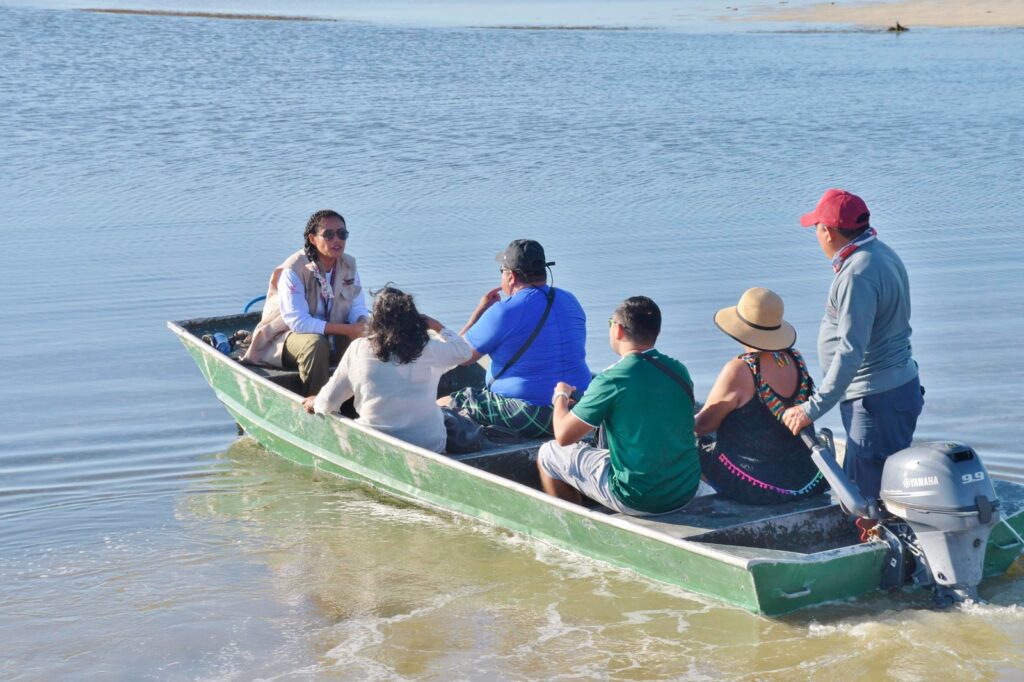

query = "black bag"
[442,407,484,454]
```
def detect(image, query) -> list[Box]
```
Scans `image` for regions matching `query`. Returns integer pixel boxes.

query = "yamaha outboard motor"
[879,442,1000,604]
[802,431,1001,605]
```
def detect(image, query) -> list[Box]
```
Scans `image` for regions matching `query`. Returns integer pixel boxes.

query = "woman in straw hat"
[694,288,828,505]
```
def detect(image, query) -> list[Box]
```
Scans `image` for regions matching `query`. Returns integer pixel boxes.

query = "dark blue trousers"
[839,376,924,499]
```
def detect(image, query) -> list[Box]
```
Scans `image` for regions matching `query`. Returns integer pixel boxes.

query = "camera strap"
[635,351,694,403]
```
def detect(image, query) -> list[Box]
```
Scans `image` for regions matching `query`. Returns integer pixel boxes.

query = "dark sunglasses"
[320,228,349,241]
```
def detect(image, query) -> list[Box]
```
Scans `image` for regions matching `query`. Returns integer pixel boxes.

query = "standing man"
[537,296,700,515]
[442,239,591,438]
[782,189,924,499]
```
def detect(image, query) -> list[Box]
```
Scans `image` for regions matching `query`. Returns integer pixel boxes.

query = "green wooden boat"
[169,313,1024,615]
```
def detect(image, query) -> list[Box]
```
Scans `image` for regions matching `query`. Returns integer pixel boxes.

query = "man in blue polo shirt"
[442,239,591,438]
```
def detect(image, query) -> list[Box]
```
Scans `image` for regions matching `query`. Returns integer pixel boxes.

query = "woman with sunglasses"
[241,210,368,395]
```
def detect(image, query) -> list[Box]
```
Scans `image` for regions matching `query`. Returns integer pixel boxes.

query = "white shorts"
[537,441,649,515]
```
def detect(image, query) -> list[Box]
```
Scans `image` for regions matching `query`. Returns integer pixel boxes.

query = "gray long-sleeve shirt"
[803,238,919,420]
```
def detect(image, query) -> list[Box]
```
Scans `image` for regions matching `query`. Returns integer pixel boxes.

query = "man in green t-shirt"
[537,296,701,515]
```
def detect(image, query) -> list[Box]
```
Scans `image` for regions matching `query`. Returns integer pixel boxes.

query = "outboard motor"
[879,442,1000,604]
[802,431,1001,606]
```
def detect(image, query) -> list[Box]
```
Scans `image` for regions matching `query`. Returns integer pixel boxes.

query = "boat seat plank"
[452,440,545,489]
[691,544,811,561]
[450,439,545,459]
[243,363,305,393]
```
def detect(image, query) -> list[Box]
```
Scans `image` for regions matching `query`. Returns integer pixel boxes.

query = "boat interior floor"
[450,442,859,555]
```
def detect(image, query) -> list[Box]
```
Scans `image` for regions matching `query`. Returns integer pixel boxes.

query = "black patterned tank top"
[701,349,827,503]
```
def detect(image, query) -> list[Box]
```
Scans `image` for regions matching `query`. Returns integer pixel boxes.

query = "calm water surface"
[1,2,1023,678]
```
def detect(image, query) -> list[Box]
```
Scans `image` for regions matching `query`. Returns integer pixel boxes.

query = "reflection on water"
[1,2,1023,677]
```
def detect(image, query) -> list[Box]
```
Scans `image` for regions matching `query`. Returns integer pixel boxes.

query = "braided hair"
[303,209,346,264]
[367,287,429,364]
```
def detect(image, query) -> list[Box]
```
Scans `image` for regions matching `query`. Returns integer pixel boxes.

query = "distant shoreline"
[79,9,333,22]
[746,0,1024,29]
[470,25,634,31]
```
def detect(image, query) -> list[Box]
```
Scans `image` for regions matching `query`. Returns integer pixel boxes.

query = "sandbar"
[471,25,633,30]
[747,0,1024,28]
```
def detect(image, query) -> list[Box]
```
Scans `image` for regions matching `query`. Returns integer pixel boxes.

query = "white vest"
[241,250,360,367]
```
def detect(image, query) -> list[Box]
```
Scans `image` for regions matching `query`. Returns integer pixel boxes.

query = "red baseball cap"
[799,188,870,229]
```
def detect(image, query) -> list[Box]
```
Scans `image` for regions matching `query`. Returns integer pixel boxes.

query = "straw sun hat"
[713,287,796,352]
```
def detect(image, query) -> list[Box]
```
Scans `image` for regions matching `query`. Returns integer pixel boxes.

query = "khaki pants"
[282,333,351,396]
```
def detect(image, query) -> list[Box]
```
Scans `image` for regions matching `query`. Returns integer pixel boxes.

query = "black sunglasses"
[320,228,349,241]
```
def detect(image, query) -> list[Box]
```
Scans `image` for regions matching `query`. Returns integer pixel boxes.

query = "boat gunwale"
[167,318,887,571]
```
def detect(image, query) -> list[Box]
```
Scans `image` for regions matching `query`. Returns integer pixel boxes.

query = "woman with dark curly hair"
[303,287,472,453]
[242,210,368,395]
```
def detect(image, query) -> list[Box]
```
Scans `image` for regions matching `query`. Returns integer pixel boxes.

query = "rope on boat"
[1001,518,1024,550]
[243,296,266,313]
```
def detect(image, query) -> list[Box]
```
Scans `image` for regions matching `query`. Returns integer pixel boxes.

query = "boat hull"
[170,317,1024,615]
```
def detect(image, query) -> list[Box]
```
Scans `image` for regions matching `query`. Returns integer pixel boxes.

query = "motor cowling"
[880,442,1000,603]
